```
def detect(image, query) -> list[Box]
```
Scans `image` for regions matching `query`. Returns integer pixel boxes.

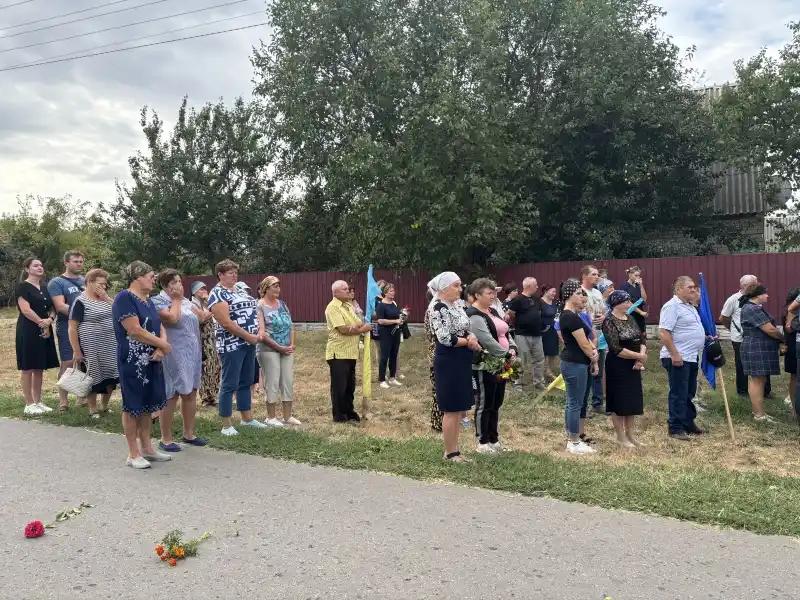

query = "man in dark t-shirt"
[47,250,86,410]
[506,276,545,390]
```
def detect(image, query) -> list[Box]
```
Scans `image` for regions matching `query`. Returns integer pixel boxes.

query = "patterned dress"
[193,297,220,406]
[424,308,443,431]
[740,302,781,376]
[153,291,202,398]
[111,289,167,416]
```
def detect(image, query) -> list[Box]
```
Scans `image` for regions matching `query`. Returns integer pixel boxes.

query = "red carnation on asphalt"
[24,520,45,539]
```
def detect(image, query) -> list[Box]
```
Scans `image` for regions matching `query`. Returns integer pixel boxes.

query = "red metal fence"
[186,252,800,324]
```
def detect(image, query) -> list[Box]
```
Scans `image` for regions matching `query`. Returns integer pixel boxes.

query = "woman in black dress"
[540,284,559,381]
[601,290,647,448]
[786,288,800,417]
[427,271,481,462]
[16,257,59,416]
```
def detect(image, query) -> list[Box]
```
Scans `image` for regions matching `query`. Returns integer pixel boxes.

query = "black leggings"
[378,332,401,381]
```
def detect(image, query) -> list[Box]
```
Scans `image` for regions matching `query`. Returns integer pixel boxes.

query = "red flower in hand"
[24,520,45,539]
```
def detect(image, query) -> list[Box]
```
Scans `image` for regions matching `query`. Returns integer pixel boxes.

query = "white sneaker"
[566,440,596,455]
[221,426,239,436]
[36,402,53,412]
[23,404,43,416]
[283,416,302,426]
[754,413,777,423]
[143,450,172,462]
[241,419,269,429]
[490,442,507,452]
[265,418,285,428]
[379,381,390,389]
[388,378,403,387]
[126,456,151,469]
[476,443,498,454]
[785,395,792,406]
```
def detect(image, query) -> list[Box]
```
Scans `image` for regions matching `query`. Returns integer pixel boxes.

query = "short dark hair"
[580,265,598,278]
[469,277,496,297]
[215,259,239,278]
[501,282,518,295]
[157,268,180,290]
[63,250,84,263]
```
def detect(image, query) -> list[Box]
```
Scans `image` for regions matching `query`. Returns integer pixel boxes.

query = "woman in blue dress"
[153,269,209,452]
[112,261,174,469]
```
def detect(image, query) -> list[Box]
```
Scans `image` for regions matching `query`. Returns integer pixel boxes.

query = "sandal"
[58,405,69,413]
[444,451,470,463]
[579,434,595,444]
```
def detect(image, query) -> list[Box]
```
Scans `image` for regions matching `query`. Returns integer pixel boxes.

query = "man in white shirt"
[720,274,771,398]
[580,265,606,414]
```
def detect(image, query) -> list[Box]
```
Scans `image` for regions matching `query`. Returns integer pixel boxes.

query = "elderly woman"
[376,281,404,389]
[112,261,173,469]
[427,272,481,462]
[558,278,598,455]
[191,281,220,407]
[740,284,784,422]
[208,259,268,435]
[467,278,516,454]
[152,269,208,451]
[256,276,300,426]
[67,268,118,419]
[602,290,647,448]
[16,257,59,416]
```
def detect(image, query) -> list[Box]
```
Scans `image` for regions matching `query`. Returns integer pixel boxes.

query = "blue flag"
[697,272,717,389]
[364,264,382,325]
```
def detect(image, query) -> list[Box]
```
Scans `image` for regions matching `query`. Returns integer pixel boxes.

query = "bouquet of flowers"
[155,530,211,567]
[475,352,522,383]
[394,305,411,338]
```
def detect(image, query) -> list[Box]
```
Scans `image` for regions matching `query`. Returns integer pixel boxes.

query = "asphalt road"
[1,418,798,599]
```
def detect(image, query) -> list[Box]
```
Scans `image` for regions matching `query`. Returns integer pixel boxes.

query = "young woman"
[786,288,800,417]
[376,282,404,388]
[740,284,784,421]
[467,278,517,454]
[427,272,481,462]
[16,257,59,416]
[68,268,118,418]
[112,261,173,469]
[602,290,647,448]
[558,278,598,455]
[256,276,300,426]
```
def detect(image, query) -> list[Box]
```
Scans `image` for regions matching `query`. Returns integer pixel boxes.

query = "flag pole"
[717,369,735,442]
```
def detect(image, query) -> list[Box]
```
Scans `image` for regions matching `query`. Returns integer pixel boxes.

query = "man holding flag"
[658,276,707,441]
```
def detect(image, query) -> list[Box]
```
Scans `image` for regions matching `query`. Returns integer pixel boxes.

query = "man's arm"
[659,329,683,367]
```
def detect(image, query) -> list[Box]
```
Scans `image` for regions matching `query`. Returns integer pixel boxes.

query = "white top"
[720,291,744,343]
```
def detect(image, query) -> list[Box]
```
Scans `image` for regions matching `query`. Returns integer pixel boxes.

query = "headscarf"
[608,290,631,308]
[597,279,614,294]
[559,278,582,302]
[124,261,153,286]
[427,271,460,312]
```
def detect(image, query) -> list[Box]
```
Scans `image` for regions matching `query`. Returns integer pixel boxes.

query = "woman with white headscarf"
[427,272,481,462]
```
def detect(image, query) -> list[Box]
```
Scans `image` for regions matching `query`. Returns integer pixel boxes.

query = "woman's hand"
[509,349,517,359]
[151,348,165,362]
[590,360,599,376]
[159,341,172,355]
[73,349,84,364]
[466,334,481,351]
[39,317,53,328]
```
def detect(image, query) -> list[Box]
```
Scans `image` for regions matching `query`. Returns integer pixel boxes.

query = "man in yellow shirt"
[325,280,372,422]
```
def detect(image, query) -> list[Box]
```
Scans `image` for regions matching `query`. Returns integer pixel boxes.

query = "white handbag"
[57,361,92,398]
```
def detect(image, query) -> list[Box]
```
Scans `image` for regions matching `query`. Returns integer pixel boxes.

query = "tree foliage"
[108,97,280,272]
[253,0,722,270]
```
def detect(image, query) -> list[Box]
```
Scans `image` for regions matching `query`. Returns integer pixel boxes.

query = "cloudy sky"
[0,0,796,214]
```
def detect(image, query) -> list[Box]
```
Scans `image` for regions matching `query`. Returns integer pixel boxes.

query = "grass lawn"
[2,315,800,537]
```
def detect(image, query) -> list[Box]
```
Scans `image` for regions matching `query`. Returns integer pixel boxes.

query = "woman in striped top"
[68,268,119,418]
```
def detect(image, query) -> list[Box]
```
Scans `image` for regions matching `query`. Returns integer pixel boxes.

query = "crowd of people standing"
[13,251,800,467]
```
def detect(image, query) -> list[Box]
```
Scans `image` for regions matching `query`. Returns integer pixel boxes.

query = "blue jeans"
[661,358,698,434]
[591,349,606,409]
[217,344,256,418]
[562,360,590,437]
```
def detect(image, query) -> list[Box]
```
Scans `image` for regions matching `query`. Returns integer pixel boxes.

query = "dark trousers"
[731,341,771,397]
[328,358,356,421]
[378,332,401,381]
[590,349,606,409]
[473,370,506,444]
[661,358,698,434]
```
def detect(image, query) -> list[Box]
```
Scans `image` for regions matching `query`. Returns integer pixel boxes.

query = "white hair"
[522,277,537,289]
[331,280,348,294]
[739,274,757,289]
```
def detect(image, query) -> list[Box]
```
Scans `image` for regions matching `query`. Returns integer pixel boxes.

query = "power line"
[0,0,174,39]
[0,0,256,54]
[0,0,34,10]
[44,10,264,61]
[2,0,131,30]
[0,21,266,72]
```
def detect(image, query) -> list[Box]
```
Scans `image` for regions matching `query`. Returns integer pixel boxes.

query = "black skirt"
[16,316,59,371]
[434,342,474,413]
[604,342,643,416]
[786,332,797,375]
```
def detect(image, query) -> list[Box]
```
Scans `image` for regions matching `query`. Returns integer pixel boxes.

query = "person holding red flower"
[466,278,517,454]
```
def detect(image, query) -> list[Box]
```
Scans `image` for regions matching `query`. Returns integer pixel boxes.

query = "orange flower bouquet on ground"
[155,530,211,567]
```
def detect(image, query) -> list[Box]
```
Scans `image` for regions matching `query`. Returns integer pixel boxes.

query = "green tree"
[109,97,280,272]
[712,21,799,249]
[253,0,722,269]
